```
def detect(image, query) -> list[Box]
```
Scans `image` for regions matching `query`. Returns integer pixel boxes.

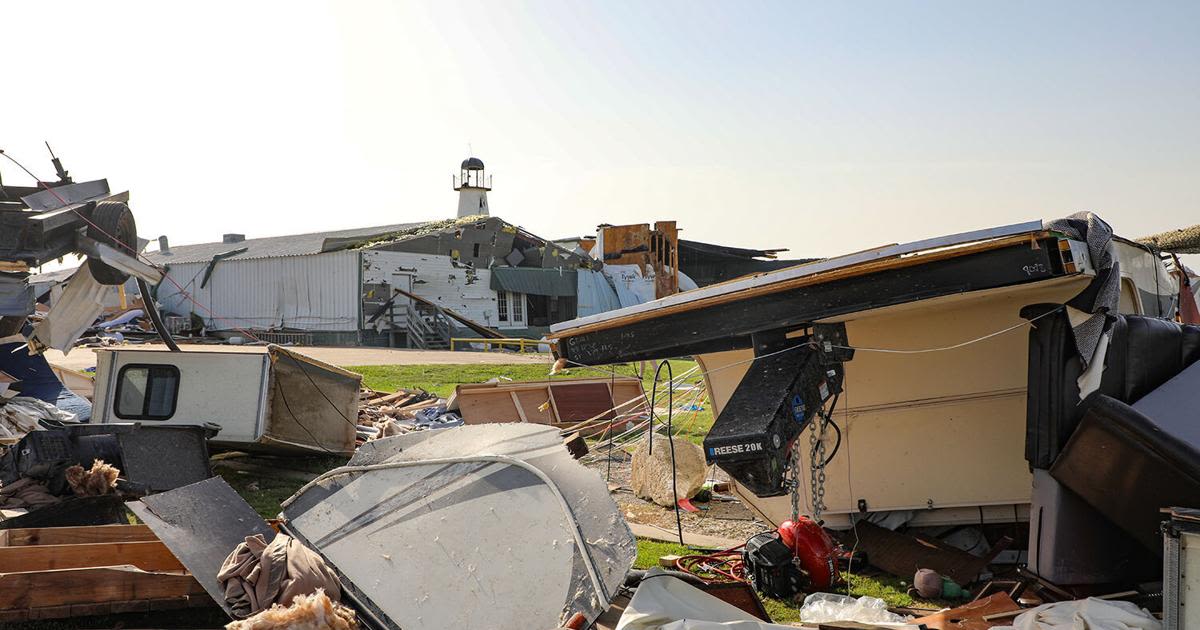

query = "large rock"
[630,435,708,507]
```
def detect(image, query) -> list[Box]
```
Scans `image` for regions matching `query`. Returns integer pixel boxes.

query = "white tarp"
[577,269,623,317]
[616,572,796,630]
[999,598,1161,630]
[602,265,699,309]
[282,424,636,630]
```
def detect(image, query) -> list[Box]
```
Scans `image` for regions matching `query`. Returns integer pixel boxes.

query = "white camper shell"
[92,345,360,455]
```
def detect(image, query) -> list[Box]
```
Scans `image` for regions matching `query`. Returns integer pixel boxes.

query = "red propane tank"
[777,517,840,591]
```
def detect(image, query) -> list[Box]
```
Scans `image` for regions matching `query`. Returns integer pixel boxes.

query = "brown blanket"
[217,533,342,619]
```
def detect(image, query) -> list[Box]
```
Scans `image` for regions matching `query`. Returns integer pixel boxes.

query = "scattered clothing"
[218,533,343,619]
[224,588,358,630]
[0,477,61,510]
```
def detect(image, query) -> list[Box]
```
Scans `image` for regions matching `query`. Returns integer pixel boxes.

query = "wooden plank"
[458,390,524,423]
[1,524,156,546]
[510,391,529,422]
[550,382,616,422]
[0,593,215,624]
[0,540,183,573]
[547,387,563,423]
[0,566,206,609]
[839,521,992,585]
[515,389,556,424]
[913,593,1022,630]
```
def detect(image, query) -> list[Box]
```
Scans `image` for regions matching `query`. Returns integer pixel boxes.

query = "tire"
[86,201,138,285]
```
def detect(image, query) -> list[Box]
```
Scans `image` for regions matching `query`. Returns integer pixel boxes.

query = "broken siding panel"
[363,250,500,327]
[157,251,359,332]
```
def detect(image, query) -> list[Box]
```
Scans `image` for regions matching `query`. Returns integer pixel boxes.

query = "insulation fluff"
[65,459,120,496]
[224,589,358,630]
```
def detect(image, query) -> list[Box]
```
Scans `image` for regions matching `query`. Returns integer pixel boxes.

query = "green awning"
[490,267,577,297]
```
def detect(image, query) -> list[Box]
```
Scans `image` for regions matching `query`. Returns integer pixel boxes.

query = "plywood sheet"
[458,390,524,423]
[515,389,556,423]
[553,382,615,422]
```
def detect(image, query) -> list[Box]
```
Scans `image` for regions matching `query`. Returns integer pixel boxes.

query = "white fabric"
[999,598,1161,630]
[602,265,699,309]
[1076,331,1111,398]
[616,573,795,630]
[28,266,107,355]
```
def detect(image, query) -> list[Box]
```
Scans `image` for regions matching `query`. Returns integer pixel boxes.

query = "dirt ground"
[586,447,770,545]
[43,344,550,371]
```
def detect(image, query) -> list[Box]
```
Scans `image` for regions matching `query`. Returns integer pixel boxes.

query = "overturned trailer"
[547,216,1180,529]
[91,345,361,455]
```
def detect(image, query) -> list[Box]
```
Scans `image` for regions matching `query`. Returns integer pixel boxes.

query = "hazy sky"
[4,1,1197,267]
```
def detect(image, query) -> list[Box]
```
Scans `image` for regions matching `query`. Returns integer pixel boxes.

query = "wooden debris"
[454,376,647,432]
[0,523,212,623]
[837,521,1008,585]
[356,386,441,437]
[912,593,1022,630]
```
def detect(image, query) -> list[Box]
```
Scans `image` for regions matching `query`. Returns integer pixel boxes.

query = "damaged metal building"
[146,215,593,347]
[146,157,800,348]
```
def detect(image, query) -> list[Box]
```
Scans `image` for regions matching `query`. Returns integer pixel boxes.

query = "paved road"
[45,344,551,371]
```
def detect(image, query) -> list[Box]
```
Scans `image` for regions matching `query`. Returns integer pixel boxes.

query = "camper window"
[115,364,180,420]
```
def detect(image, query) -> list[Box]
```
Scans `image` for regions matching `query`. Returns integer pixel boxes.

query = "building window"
[115,364,180,420]
[497,290,526,328]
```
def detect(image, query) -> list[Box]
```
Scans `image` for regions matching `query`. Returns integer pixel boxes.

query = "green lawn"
[349,360,715,443]
[632,538,934,624]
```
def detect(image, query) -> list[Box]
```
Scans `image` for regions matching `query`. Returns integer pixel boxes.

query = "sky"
[3,1,1197,268]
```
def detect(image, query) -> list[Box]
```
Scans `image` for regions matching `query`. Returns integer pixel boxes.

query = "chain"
[808,412,829,521]
[786,437,802,523]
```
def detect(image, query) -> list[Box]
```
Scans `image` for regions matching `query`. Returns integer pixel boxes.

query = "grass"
[631,538,936,625]
[349,359,715,443]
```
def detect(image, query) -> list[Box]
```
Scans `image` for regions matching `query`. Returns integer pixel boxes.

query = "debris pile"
[355,386,459,440]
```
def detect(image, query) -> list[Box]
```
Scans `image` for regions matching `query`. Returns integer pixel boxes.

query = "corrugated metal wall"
[157,251,360,332]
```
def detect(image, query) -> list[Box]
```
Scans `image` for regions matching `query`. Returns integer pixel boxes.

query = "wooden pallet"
[0,523,214,623]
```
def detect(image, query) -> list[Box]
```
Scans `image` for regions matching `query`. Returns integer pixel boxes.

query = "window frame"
[496,290,526,328]
[113,363,181,421]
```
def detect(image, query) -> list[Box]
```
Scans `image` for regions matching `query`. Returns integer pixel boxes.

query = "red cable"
[674,545,749,584]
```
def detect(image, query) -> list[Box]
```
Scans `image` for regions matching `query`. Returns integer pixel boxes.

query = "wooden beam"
[0,540,183,573]
[510,391,529,422]
[0,566,205,610]
[1,524,156,546]
[552,233,1048,342]
[556,237,1065,364]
